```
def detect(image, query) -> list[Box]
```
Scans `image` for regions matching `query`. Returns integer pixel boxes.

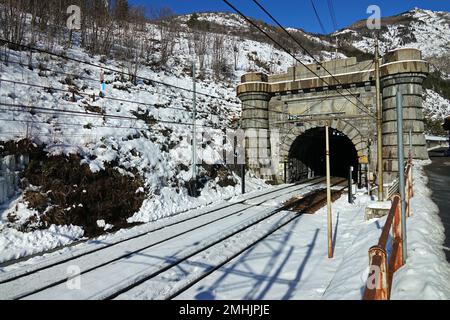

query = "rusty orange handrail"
[363,156,413,300]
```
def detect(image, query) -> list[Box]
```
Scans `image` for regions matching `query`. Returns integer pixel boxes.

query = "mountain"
[335,8,450,73]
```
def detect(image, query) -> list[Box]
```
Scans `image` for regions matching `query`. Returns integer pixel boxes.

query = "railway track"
[0,176,346,300]
[0,176,323,280]
[120,183,347,300]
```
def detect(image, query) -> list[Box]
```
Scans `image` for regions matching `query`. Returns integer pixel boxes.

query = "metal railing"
[363,155,413,300]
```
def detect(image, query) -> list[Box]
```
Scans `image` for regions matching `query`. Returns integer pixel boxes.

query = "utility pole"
[335,36,338,60]
[396,90,407,261]
[375,39,384,202]
[192,62,197,191]
[325,123,333,258]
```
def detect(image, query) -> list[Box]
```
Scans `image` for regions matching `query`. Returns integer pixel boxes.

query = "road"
[425,148,450,262]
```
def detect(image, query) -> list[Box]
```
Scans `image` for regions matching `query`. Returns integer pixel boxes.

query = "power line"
[251,0,370,108]
[0,102,225,129]
[1,52,243,117]
[0,62,284,120]
[310,0,327,34]
[0,77,216,115]
[223,0,375,119]
[0,38,229,101]
[2,58,103,84]
[0,39,299,122]
[327,0,338,31]
[0,77,236,129]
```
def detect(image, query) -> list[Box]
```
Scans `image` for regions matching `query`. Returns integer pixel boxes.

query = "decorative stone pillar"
[380,48,429,183]
[237,72,274,180]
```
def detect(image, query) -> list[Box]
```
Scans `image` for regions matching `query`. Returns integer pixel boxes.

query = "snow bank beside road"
[390,161,450,299]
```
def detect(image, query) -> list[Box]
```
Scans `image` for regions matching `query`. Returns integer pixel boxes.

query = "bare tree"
[192,32,208,72]
[212,34,228,79]
[150,6,177,67]
[231,37,241,71]
[0,0,27,48]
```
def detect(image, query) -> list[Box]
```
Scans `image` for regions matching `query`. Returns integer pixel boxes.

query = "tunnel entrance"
[288,127,359,182]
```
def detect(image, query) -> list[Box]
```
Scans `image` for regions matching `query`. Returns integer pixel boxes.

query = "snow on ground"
[0,168,269,264]
[325,161,450,299]
[0,224,83,264]
[0,195,85,263]
[0,172,268,264]
[0,163,448,299]
[172,189,371,300]
[170,162,450,300]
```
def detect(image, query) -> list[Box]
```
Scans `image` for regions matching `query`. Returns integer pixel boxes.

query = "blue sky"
[128,0,450,34]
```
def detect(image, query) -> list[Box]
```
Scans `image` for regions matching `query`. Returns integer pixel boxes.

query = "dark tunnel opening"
[288,127,359,182]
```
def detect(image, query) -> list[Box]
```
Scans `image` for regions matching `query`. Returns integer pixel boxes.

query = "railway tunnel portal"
[288,127,359,183]
[237,48,430,185]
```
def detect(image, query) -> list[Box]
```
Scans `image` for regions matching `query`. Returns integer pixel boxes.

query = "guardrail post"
[404,171,410,218]
[392,194,404,271]
[366,246,388,300]
[409,159,413,199]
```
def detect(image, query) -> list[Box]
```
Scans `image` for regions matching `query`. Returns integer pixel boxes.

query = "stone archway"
[278,119,367,163]
[286,127,360,182]
[274,119,367,183]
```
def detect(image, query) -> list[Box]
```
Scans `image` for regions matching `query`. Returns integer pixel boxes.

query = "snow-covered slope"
[336,8,450,59]
[424,89,450,120]
[333,8,449,120]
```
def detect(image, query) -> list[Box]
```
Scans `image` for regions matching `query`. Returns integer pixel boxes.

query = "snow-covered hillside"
[424,89,450,120]
[336,8,450,60]
[1,16,294,259]
[333,8,449,121]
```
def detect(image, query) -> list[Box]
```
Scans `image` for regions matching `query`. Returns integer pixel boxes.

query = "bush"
[22,154,146,237]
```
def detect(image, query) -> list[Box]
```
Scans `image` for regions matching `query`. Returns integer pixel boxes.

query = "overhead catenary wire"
[0,53,246,116]
[251,0,372,108]
[243,0,375,119]
[327,0,338,31]
[0,38,230,101]
[310,0,327,34]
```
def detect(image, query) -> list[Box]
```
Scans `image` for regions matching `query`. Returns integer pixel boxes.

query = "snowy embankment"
[324,161,450,300]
